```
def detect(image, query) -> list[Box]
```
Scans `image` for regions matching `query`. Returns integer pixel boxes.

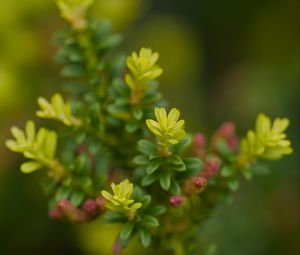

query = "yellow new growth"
[5,121,63,176]
[146,107,186,156]
[101,179,142,217]
[36,93,80,126]
[56,0,94,30]
[125,48,163,104]
[239,113,293,165]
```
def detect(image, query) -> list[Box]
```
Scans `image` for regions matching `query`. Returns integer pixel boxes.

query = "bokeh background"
[0,0,299,254]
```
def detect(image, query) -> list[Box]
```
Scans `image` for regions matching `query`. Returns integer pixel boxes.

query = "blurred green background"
[0,0,299,254]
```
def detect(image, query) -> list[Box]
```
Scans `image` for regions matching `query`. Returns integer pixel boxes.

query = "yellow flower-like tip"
[101,179,142,212]
[125,47,163,92]
[240,113,293,161]
[56,0,94,29]
[146,107,186,147]
[36,93,76,126]
[5,120,59,174]
[255,113,290,146]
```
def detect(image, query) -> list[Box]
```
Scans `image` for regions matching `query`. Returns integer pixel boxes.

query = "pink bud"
[194,177,207,188]
[201,158,221,179]
[169,195,185,207]
[113,240,122,255]
[227,135,239,151]
[218,122,235,137]
[48,208,63,220]
[193,133,206,158]
[212,122,239,152]
[95,196,105,210]
[58,199,88,223]
[58,199,73,210]
[83,199,98,215]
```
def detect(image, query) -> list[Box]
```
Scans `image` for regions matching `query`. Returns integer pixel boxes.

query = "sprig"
[125,48,163,104]
[238,113,293,166]
[56,0,93,30]
[146,107,186,157]
[36,93,80,126]
[5,120,64,176]
[4,1,294,254]
[101,179,142,219]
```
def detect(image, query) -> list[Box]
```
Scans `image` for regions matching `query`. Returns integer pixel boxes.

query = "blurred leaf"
[221,165,235,177]
[228,178,240,192]
[141,174,157,187]
[169,179,181,195]
[146,159,161,175]
[20,161,42,173]
[160,171,171,190]
[70,190,85,207]
[148,205,167,216]
[143,215,159,228]
[120,223,135,240]
[137,140,156,155]
[140,228,151,248]
[55,186,72,201]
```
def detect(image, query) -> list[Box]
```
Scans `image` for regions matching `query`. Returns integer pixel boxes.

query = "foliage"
[5,1,293,255]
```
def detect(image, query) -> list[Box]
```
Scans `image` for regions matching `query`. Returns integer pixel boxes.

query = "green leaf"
[132,107,143,120]
[228,178,239,191]
[146,159,161,175]
[141,174,157,186]
[220,165,235,177]
[94,20,112,39]
[160,172,171,190]
[172,135,192,154]
[169,179,181,195]
[113,78,129,95]
[70,190,85,207]
[120,223,135,240]
[167,155,183,165]
[140,229,151,248]
[149,152,160,160]
[140,195,151,208]
[98,34,122,50]
[143,92,161,104]
[137,140,156,156]
[148,205,167,216]
[216,139,233,157]
[242,168,252,180]
[126,123,138,133]
[171,163,186,172]
[41,178,58,194]
[55,186,72,201]
[103,211,126,224]
[184,157,202,172]
[81,177,93,189]
[133,155,149,165]
[143,215,159,228]
[20,161,43,173]
[115,97,130,106]
[61,64,85,77]
[68,49,83,62]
